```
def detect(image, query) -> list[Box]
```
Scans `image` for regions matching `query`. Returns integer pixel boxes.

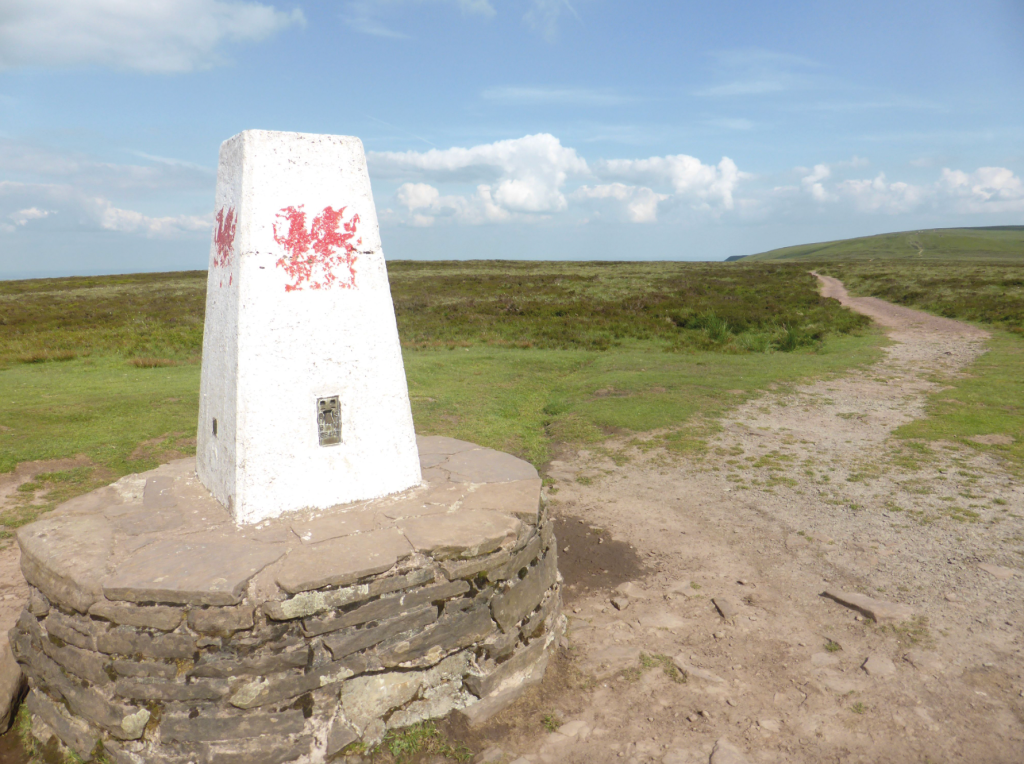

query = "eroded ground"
[469,277,1023,764]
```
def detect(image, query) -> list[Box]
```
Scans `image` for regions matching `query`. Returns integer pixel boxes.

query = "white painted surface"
[197,130,421,524]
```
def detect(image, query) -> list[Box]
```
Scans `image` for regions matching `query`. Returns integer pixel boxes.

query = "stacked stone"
[10,438,563,764]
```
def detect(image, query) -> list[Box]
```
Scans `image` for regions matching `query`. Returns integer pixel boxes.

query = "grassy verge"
[896,330,1024,474]
[405,331,886,467]
[0,262,885,536]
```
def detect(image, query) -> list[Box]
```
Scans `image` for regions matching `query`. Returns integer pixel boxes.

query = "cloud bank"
[0,0,304,72]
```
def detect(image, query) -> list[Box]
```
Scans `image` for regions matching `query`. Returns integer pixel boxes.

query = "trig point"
[197,130,421,524]
[11,130,563,764]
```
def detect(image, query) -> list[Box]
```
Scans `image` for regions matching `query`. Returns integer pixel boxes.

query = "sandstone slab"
[491,550,558,632]
[822,589,915,624]
[18,515,113,613]
[416,436,478,456]
[275,528,412,594]
[461,479,543,523]
[291,506,378,544]
[104,540,286,606]
[444,448,539,484]
[400,511,520,560]
[89,601,184,632]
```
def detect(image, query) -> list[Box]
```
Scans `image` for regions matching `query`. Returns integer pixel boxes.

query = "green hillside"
[744,226,1024,262]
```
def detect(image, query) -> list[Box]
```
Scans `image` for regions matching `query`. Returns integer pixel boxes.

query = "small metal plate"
[316,396,341,446]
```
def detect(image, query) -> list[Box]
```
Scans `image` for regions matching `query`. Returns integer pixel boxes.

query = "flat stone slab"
[399,510,520,561]
[461,479,542,523]
[275,529,413,594]
[822,589,915,624]
[18,515,114,613]
[443,448,540,484]
[104,540,286,606]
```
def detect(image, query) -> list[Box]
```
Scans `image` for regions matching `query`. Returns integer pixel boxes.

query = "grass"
[377,722,472,763]
[0,262,886,535]
[744,226,1024,264]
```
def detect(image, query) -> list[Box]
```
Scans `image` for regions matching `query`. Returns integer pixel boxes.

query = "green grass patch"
[895,331,1024,474]
[377,721,472,763]
[746,226,1024,265]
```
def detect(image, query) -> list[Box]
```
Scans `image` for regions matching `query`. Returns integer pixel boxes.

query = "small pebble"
[687,714,699,723]
[726,699,737,707]
[563,546,570,552]
[714,631,725,639]
[855,615,864,622]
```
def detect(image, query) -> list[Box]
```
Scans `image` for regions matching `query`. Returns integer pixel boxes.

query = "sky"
[0,0,1022,279]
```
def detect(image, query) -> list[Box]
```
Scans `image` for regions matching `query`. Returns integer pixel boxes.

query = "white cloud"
[0,0,304,73]
[371,133,589,216]
[0,181,211,237]
[801,163,833,202]
[524,0,581,42]
[837,173,925,214]
[939,166,1024,214]
[376,135,752,227]
[595,155,746,210]
[572,184,667,223]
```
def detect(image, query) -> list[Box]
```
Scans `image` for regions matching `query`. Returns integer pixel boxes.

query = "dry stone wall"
[10,436,562,764]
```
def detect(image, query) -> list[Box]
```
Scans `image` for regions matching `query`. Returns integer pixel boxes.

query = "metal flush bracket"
[316,396,341,446]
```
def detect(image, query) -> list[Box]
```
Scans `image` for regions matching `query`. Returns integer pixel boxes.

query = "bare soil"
[468,276,1023,764]
[2,278,1023,763]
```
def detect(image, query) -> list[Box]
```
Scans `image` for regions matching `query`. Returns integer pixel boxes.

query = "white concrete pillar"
[197,130,421,524]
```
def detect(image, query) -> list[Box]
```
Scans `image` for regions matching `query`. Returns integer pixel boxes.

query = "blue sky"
[1,0,1022,278]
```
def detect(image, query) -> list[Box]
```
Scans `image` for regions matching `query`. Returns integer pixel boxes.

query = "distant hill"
[741,226,1024,262]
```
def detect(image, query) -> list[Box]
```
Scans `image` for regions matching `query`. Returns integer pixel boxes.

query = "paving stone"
[378,607,495,668]
[18,514,114,613]
[112,507,184,536]
[264,568,434,621]
[114,677,229,702]
[490,550,558,633]
[444,449,540,484]
[40,637,111,686]
[324,605,438,660]
[710,737,752,764]
[89,601,184,631]
[189,648,310,679]
[144,476,178,508]
[159,710,306,742]
[111,659,178,681]
[291,507,379,544]
[713,597,738,619]
[0,636,24,733]
[188,604,255,636]
[97,630,196,660]
[104,539,286,606]
[465,636,549,698]
[400,511,520,560]
[303,580,468,637]
[822,589,915,624]
[275,528,412,594]
[862,654,897,677]
[25,688,98,760]
[416,436,478,456]
[460,479,543,524]
[978,563,1016,580]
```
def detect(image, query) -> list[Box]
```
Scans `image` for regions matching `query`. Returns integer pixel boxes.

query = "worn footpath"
[471,275,1023,764]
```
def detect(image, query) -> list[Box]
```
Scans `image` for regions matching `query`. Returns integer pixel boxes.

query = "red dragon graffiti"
[212,206,236,288]
[273,205,361,292]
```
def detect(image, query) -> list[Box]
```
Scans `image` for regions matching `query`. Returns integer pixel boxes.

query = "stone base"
[10,436,562,763]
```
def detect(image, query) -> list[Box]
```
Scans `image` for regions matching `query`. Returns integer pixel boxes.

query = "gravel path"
[483,276,1023,764]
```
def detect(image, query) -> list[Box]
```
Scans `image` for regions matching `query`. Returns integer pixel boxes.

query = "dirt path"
[2,279,1022,763]
[480,276,1023,764]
